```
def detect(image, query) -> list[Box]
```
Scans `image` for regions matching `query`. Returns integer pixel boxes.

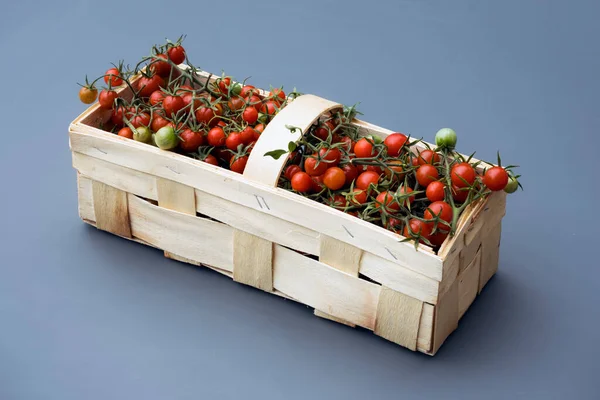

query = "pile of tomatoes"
[78,38,521,250]
[78,37,291,173]
[272,111,521,249]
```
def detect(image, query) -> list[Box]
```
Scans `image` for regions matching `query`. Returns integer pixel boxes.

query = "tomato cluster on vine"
[272,111,521,250]
[78,36,292,174]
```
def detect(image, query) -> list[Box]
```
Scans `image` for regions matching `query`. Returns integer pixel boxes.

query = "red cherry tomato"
[207,127,226,147]
[426,181,446,202]
[451,162,476,188]
[483,166,509,191]
[291,172,313,192]
[383,133,408,157]
[355,171,380,191]
[416,164,439,187]
[417,149,441,165]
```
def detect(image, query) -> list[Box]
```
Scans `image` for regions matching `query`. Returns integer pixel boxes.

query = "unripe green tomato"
[504,175,519,193]
[435,128,457,149]
[154,126,179,150]
[257,112,269,124]
[365,134,383,144]
[231,83,242,96]
[134,126,152,143]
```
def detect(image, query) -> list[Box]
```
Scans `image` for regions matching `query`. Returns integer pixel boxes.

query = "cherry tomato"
[98,90,117,110]
[104,67,123,87]
[341,164,358,187]
[195,106,217,126]
[284,165,302,180]
[151,114,170,132]
[217,77,232,94]
[230,155,248,174]
[327,194,348,210]
[203,154,219,166]
[163,95,185,117]
[117,127,133,139]
[291,172,313,193]
[240,127,256,145]
[504,175,519,193]
[323,167,346,190]
[149,90,166,106]
[355,171,380,191]
[260,100,278,116]
[398,186,415,205]
[137,74,165,97]
[340,136,355,153]
[383,133,408,157]
[319,147,342,166]
[354,138,376,158]
[228,96,245,111]
[403,219,432,242]
[416,164,439,187]
[242,107,259,124]
[483,166,509,191]
[240,85,257,98]
[150,54,171,77]
[376,191,400,214]
[349,188,368,205]
[127,110,151,128]
[270,88,286,102]
[387,217,403,233]
[179,129,205,153]
[451,184,469,203]
[426,181,446,202]
[248,95,262,112]
[110,105,125,126]
[384,161,405,182]
[207,127,226,147]
[311,174,326,191]
[79,87,97,104]
[226,132,243,151]
[429,230,449,247]
[304,156,328,176]
[451,162,476,188]
[435,128,457,150]
[417,149,441,165]
[313,120,336,141]
[424,201,453,232]
[216,147,232,163]
[167,45,186,64]
[154,126,179,150]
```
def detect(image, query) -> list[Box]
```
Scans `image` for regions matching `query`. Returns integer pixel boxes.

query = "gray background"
[1,0,598,399]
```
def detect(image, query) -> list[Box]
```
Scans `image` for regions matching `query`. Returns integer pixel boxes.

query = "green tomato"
[133,126,152,143]
[365,134,383,144]
[231,83,242,96]
[504,175,519,193]
[154,126,179,150]
[435,128,457,149]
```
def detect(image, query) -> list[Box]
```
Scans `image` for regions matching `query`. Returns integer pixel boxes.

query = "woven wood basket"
[69,68,505,355]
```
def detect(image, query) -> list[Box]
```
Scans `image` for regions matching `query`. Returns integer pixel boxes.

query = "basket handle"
[243,94,343,187]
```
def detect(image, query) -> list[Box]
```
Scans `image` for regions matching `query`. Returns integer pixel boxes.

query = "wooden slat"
[155,177,197,260]
[273,245,381,330]
[315,235,363,326]
[69,128,444,281]
[465,191,506,246]
[431,279,459,355]
[460,240,481,276]
[458,247,482,319]
[233,230,273,292]
[479,222,502,293]
[91,180,132,238]
[156,177,196,216]
[360,252,439,304]
[77,173,95,222]
[374,287,424,351]
[128,193,234,271]
[417,304,434,354]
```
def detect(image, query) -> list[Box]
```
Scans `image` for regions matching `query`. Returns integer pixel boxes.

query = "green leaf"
[288,141,297,152]
[264,149,288,160]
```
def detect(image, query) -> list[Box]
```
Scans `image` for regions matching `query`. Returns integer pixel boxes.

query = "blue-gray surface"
[1,0,598,399]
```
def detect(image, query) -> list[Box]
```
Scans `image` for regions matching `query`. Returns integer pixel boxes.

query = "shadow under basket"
[69,69,506,355]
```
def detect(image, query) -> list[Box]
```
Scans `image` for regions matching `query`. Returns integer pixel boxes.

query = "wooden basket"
[69,69,506,355]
